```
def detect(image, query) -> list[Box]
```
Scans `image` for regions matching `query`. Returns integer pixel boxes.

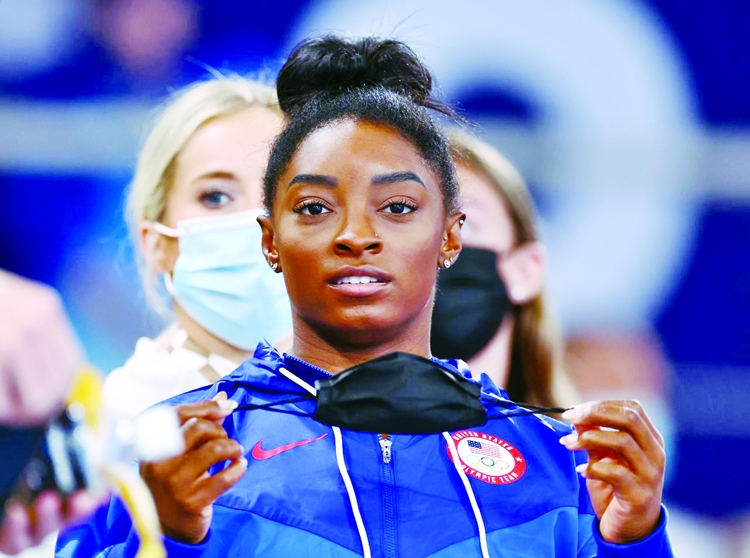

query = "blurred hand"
[140,393,247,544]
[0,271,83,425]
[0,490,104,555]
[560,400,666,544]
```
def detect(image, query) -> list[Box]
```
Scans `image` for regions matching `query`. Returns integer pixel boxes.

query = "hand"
[0,490,105,555]
[0,271,83,425]
[140,394,247,544]
[560,400,666,544]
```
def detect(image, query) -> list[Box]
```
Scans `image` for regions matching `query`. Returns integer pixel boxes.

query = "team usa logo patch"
[446,430,526,485]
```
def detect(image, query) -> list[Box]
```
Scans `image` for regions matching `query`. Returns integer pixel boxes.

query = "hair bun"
[277,36,435,115]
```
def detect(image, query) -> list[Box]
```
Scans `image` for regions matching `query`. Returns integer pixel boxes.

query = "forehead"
[287,119,435,179]
[178,107,282,170]
[458,163,516,250]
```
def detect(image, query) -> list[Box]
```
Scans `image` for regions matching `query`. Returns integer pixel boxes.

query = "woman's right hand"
[140,394,247,544]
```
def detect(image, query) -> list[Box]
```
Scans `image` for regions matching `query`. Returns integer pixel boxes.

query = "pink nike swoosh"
[251,433,328,460]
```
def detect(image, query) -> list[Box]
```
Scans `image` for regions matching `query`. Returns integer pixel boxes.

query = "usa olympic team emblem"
[446,430,526,485]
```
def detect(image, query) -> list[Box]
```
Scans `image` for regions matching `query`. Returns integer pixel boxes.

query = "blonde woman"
[103,76,293,425]
[431,129,575,407]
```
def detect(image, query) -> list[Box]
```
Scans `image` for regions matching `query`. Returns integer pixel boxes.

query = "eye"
[382,199,417,215]
[200,189,232,208]
[293,200,332,216]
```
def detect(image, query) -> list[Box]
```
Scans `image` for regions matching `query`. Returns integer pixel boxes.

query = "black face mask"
[313,352,487,434]
[431,247,514,361]
[233,355,568,432]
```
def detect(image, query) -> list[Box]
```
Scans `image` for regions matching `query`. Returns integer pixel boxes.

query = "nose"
[334,214,382,257]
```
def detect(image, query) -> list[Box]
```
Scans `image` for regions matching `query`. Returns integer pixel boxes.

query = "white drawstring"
[276,367,371,557]
[442,432,491,558]
[277,366,317,396]
[333,426,372,558]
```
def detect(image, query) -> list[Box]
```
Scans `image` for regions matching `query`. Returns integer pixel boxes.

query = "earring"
[269,261,278,271]
[443,259,452,268]
[442,235,448,241]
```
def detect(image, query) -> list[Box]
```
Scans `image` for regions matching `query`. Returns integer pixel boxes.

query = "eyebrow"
[288,174,338,188]
[372,171,425,187]
[191,171,239,184]
[287,171,426,189]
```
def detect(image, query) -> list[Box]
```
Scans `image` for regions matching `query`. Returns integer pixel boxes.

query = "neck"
[290,314,433,374]
[173,303,254,363]
[467,315,515,388]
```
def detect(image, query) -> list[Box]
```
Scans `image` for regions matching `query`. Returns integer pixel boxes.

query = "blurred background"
[0,0,747,556]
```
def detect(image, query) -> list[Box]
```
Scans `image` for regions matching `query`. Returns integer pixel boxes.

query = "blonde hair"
[446,128,570,407]
[127,75,281,310]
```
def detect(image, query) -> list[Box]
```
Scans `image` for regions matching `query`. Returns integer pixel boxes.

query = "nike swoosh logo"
[251,433,328,460]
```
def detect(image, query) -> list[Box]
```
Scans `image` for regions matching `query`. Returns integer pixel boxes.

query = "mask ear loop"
[274,367,372,558]
[481,392,570,416]
[443,432,491,558]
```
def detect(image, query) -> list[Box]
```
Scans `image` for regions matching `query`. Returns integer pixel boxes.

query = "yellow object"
[66,367,104,429]
[101,462,166,558]
[67,368,168,558]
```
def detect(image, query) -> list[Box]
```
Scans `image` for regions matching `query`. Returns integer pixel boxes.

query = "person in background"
[59,35,672,557]
[103,76,293,425]
[0,271,101,555]
[432,129,576,407]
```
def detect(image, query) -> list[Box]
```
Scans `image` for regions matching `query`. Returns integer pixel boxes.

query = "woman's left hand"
[560,400,666,544]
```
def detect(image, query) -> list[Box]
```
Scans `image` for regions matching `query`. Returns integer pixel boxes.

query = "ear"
[438,212,465,269]
[499,241,545,304]
[258,214,281,273]
[139,221,177,274]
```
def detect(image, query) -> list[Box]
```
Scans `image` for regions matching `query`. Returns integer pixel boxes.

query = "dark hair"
[263,36,460,213]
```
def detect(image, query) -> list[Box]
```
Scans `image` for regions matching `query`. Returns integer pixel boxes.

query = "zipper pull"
[379,434,392,464]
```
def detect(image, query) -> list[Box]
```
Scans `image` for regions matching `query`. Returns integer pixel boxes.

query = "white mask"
[153,210,292,351]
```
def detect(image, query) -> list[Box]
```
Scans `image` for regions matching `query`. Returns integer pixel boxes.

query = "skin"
[0,271,82,425]
[140,107,289,362]
[144,119,666,546]
[259,119,464,371]
[455,163,545,387]
[0,272,105,553]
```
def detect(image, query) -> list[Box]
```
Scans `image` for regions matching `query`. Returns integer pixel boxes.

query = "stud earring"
[442,235,448,241]
[269,261,278,271]
[443,259,452,268]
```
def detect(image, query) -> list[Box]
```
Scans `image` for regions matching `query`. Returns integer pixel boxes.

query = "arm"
[56,394,244,558]
[561,400,675,557]
[0,271,105,554]
[140,394,246,545]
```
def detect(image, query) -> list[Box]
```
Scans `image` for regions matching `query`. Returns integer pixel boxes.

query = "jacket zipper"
[283,354,334,377]
[379,433,397,558]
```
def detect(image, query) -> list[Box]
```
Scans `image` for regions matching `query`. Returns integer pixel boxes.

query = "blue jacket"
[57,342,673,557]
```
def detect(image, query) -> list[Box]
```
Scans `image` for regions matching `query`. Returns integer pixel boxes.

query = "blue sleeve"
[575,447,674,557]
[592,505,673,557]
[55,496,139,557]
[55,495,226,557]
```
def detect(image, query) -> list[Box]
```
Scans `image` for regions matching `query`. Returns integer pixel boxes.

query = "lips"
[328,266,392,285]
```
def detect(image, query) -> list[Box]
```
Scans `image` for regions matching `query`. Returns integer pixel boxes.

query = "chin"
[314,310,410,347]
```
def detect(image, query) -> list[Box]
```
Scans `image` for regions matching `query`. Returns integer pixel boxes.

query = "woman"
[59,36,671,557]
[103,76,293,425]
[431,130,574,407]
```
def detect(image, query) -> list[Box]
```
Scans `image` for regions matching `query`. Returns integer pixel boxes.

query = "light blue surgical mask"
[153,210,292,351]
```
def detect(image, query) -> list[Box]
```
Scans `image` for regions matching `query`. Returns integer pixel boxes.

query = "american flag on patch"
[467,440,502,459]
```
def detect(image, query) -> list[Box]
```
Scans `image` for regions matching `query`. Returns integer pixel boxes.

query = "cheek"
[160,237,180,273]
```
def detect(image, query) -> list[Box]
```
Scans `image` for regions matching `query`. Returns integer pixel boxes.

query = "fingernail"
[183,417,198,428]
[213,391,228,401]
[575,463,588,477]
[239,457,248,468]
[218,399,238,411]
[562,406,582,421]
[559,431,578,445]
